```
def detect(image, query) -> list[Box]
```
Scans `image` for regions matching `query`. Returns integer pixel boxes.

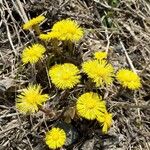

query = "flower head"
[22,43,46,64]
[39,32,59,41]
[82,60,114,86]
[45,127,66,149]
[76,92,106,120]
[116,69,141,90]
[23,15,45,30]
[49,63,80,90]
[16,84,49,114]
[51,19,84,42]
[94,51,107,60]
[97,111,112,133]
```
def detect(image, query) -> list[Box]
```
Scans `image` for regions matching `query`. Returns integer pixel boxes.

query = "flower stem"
[51,39,61,55]
[33,25,41,35]
[68,40,74,52]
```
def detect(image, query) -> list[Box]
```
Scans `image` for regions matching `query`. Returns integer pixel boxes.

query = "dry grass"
[0,0,150,149]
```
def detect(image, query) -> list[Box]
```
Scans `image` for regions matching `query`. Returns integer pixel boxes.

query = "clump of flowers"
[82,60,114,86]
[23,15,45,30]
[50,19,84,42]
[116,69,141,90]
[97,111,113,133]
[94,51,107,60]
[49,63,80,89]
[18,14,119,146]
[76,92,106,120]
[22,43,46,64]
[45,127,66,149]
[16,84,49,114]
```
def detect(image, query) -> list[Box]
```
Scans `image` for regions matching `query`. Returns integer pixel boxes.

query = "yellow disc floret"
[97,111,113,133]
[76,92,106,120]
[45,127,66,149]
[23,15,45,30]
[16,84,49,114]
[82,60,114,86]
[49,63,80,89]
[22,43,46,64]
[94,51,107,60]
[51,19,84,42]
[116,69,141,90]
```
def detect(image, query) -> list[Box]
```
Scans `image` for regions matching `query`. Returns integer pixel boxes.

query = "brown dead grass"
[0,0,150,150]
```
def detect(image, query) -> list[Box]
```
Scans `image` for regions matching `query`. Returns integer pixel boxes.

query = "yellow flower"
[51,19,84,41]
[39,32,59,41]
[97,112,112,133]
[49,63,80,90]
[45,127,66,149]
[16,84,49,114]
[82,60,114,86]
[94,51,107,60]
[76,92,106,120]
[23,15,45,30]
[116,69,141,90]
[22,43,46,64]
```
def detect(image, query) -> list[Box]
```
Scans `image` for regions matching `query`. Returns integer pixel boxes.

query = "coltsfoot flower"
[23,15,45,30]
[94,51,107,60]
[39,32,60,41]
[116,69,141,90]
[51,19,84,42]
[22,43,46,64]
[97,111,113,133]
[16,84,49,114]
[76,92,106,120]
[45,127,66,149]
[49,63,80,90]
[82,60,114,86]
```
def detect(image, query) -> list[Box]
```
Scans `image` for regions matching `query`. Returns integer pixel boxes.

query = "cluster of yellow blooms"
[76,92,112,133]
[16,15,142,149]
[16,84,112,148]
[39,19,84,42]
[76,92,106,120]
[22,15,141,90]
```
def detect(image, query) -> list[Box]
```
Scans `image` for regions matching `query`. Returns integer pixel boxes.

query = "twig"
[0,124,19,137]
[141,61,150,75]
[110,101,150,109]
[0,122,25,135]
[16,114,34,150]
[15,0,28,23]
[105,27,113,53]
[4,0,22,45]
[134,92,142,123]
[4,21,17,55]
[1,6,17,56]
[0,112,19,119]
[119,38,136,73]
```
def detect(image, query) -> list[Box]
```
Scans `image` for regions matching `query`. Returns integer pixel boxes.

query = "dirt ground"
[0,0,150,150]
